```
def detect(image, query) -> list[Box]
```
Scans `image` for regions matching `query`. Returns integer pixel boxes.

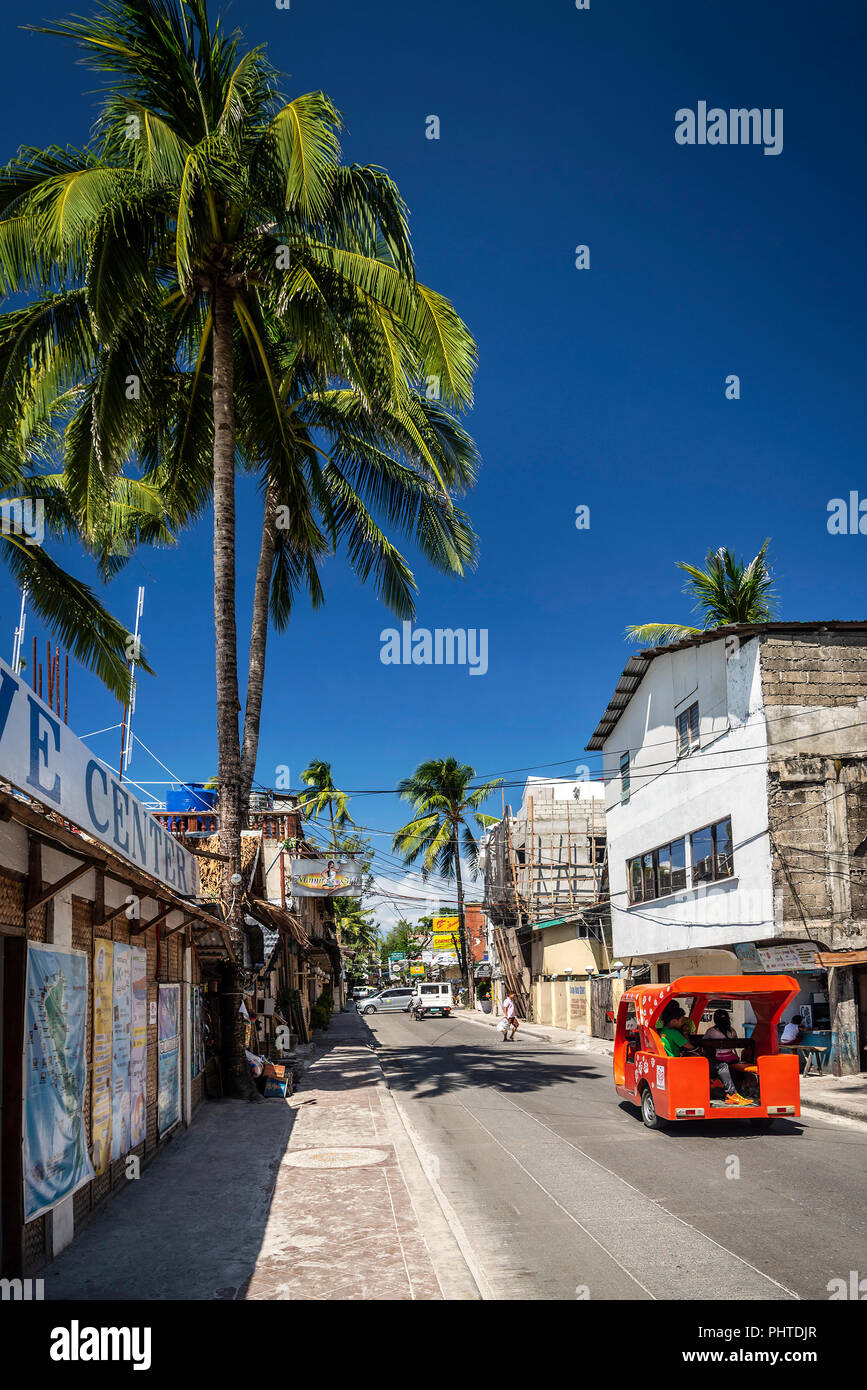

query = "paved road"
[363,1010,867,1301]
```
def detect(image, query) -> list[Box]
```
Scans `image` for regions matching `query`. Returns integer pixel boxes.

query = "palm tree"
[0,407,154,702]
[334,899,377,952]
[299,759,354,850]
[392,758,502,992]
[0,1,480,1093]
[626,540,778,647]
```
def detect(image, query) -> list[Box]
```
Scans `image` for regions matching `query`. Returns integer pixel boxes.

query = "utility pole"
[11,586,27,673]
[119,586,145,782]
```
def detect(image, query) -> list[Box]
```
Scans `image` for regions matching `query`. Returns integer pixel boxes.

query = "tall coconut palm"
[299,759,354,850]
[626,540,777,647]
[392,758,502,991]
[0,1,480,1094]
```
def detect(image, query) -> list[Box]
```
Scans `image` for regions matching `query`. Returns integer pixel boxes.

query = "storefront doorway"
[857,968,867,1073]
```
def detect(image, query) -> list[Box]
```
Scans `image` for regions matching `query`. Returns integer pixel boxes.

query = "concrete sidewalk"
[42,1011,479,1301]
[457,1008,867,1123]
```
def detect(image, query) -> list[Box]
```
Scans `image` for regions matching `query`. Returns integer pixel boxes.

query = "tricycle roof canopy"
[625,974,799,1026]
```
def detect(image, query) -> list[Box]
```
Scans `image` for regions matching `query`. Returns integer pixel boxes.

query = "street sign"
[409,964,424,976]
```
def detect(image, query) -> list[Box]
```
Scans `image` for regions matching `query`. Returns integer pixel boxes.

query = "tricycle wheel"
[640,1086,662,1129]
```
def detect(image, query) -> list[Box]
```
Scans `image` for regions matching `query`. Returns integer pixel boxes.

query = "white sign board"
[0,656,199,896]
[757,944,820,972]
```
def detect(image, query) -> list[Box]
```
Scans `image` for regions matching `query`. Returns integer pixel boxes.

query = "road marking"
[455,1098,656,1300]
[495,1090,799,1299]
[382,1167,418,1301]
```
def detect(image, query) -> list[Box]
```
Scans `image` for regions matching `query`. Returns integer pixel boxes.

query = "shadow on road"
[365,1020,605,1099]
[614,1100,806,1141]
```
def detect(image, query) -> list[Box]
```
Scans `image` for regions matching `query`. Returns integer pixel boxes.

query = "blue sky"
[1,1,865,926]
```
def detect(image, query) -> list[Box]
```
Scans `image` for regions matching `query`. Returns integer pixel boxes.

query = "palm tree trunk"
[240,478,279,819]
[211,280,257,1101]
[453,823,470,996]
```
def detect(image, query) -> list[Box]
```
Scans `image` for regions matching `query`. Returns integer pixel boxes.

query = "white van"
[412,982,453,1017]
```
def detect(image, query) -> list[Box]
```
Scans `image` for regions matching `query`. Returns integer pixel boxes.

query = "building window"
[620,752,631,804]
[690,817,734,884]
[629,857,643,904]
[676,701,700,757]
[627,836,687,904]
[589,835,606,863]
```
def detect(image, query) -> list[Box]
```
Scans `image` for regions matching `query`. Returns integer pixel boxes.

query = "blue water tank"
[165,782,218,813]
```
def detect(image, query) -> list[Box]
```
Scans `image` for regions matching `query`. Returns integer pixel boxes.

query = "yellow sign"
[409,964,424,976]
[432,917,460,953]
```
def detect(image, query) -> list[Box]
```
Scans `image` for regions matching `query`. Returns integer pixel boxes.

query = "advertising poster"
[23,942,95,1221]
[129,947,148,1149]
[158,984,181,1134]
[290,857,362,898]
[190,984,205,1079]
[91,939,114,1176]
[432,917,460,958]
[110,943,132,1162]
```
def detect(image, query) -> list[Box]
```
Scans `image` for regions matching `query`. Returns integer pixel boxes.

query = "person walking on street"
[503,991,519,1041]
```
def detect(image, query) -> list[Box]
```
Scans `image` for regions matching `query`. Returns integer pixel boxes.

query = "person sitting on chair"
[704,1008,752,1106]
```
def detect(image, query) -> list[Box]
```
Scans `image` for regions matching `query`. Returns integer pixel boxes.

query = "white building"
[587,622,867,1074]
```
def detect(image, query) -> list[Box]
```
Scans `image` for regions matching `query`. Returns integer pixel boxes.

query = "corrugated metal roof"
[585,621,867,751]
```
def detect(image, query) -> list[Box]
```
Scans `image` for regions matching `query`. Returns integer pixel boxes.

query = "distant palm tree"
[392,758,502,991]
[334,900,377,953]
[626,540,778,647]
[300,759,354,850]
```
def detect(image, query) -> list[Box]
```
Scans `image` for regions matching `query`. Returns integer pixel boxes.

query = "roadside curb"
[800,1097,867,1126]
[455,1007,615,1060]
[357,1020,484,1300]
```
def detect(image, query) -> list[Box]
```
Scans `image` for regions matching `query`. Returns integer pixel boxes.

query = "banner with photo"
[290,857,363,898]
[129,947,148,1149]
[111,943,132,1162]
[91,940,114,1176]
[190,984,205,1079]
[23,942,94,1221]
[158,984,181,1134]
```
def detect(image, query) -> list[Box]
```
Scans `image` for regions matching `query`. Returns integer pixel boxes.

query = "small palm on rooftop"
[626,540,778,648]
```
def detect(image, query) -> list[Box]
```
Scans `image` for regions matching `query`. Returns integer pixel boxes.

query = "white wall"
[603,636,775,959]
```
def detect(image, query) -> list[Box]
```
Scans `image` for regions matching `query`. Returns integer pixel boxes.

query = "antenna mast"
[11,586,27,673]
[119,586,145,782]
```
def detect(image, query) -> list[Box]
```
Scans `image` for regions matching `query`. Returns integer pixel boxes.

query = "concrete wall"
[604,635,774,961]
[761,632,867,952]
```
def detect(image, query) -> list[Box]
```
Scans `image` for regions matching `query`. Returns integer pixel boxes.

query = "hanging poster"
[158,984,181,1134]
[23,942,95,1221]
[110,943,132,1161]
[190,984,205,1079]
[290,857,362,898]
[129,947,148,1148]
[91,939,114,1175]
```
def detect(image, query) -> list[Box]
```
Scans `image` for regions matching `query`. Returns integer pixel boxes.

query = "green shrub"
[310,1002,330,1031]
